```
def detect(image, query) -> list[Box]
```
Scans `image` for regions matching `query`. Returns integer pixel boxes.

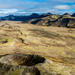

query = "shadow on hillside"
[29,29,60,38]
[0,54,45,75]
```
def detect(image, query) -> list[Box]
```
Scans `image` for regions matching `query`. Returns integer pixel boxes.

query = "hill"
[0,21,75,75]
[0,13,75,28]
[26,13,75,28]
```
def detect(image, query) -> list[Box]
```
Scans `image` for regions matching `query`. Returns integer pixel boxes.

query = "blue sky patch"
[0,0,75,16]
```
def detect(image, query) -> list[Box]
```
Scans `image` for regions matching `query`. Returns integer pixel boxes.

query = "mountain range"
[0,13,75,28]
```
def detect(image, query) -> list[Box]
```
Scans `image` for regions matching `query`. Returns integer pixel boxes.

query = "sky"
[0,0,75,16]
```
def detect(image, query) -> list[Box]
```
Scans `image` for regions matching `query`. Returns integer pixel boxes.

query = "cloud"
[0,9,19,16]
[0,0,39,9]
[55,5,70,9]
[53,0,75,3]
[0,9,18,14]
[71,5,75,9]
[0,0,74,15]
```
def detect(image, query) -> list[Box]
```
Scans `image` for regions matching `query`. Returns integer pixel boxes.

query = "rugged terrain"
[1,13,75,28]
[26,13,75,27]
[0,21,75,75]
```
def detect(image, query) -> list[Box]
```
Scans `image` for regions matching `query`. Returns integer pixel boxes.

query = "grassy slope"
[0,21,75,75]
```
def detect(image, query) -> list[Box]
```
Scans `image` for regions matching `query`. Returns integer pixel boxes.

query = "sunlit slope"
[0,21,75,75]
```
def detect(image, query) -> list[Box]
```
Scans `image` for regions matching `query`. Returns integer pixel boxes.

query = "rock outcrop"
[0,53,45,66]
[0,54,45,75]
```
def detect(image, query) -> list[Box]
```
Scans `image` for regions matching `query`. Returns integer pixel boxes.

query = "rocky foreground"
[0,21,75,75]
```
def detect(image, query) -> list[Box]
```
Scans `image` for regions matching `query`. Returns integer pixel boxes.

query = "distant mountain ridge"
[0,13,75,28]
[72,13,75,17]
[0,13,45,21]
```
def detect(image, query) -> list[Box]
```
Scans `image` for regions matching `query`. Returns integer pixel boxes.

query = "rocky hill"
[30,14,60,26]
[26,13,75,28]
[51,14,75,27]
